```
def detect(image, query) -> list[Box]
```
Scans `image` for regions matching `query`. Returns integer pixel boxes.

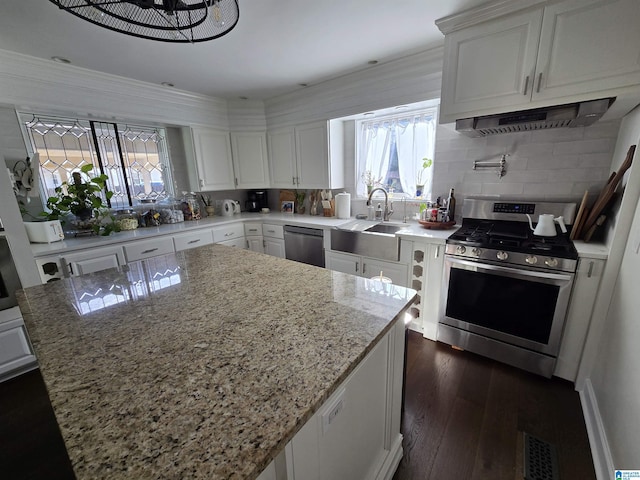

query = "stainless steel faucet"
[367,187,393,221]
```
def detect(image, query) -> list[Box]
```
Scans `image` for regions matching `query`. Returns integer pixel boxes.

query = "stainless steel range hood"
[455,98,615,137]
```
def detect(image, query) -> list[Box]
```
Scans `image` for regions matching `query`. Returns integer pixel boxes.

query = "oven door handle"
[448,257,574,282]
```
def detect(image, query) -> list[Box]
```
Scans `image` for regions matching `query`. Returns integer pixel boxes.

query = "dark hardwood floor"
[0,332,595,480]
[394,331,596,480]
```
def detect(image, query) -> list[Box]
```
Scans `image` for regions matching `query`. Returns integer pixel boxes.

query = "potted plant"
[415,158,433,197]
[43,164,117,236]
[361,170,382,195]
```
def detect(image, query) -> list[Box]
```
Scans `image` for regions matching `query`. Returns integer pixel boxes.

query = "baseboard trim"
[579,379,614,480]
[375,434,403,480]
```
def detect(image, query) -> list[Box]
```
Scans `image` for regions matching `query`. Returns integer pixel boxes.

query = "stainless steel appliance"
[438,199,578,377]
[284,225,325,267]
[0,236,22,311]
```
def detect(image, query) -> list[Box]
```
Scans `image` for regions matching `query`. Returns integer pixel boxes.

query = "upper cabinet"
[183,128,270,191]
[185,127,235,191]
[268,120,344,190]
[438,0,640,123]
[230,132,270,189]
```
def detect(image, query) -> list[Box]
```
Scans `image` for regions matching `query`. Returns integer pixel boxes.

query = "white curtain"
[395,113,436,198]
[357,109,437,198]
[357,123,391,197]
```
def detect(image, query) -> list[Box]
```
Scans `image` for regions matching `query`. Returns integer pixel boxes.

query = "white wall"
[588,192,640,471]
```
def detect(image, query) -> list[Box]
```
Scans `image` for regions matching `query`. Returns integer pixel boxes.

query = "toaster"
[24,220,65,243]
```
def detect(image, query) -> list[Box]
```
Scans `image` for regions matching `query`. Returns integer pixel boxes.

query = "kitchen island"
[17,244,416,479]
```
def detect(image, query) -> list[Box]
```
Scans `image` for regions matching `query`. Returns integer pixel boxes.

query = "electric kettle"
[526,214,567,237]
[221,199,235,216]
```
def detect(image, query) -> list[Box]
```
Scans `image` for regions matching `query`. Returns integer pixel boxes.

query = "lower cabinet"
[283,317,405,480]
[408,242,445,339]
[555,256,606,381]
[245,222,265,253]
[173,229,214,252]
[63,245,126,277]
[123,237,175,262]
[0,307,37,382]
[263,224,285,258]
[325,250,408,287]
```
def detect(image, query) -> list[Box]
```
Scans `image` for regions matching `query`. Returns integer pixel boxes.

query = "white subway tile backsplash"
[433,120,618,204]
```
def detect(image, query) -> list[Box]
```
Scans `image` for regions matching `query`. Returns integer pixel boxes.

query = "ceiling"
[0,0,490,100]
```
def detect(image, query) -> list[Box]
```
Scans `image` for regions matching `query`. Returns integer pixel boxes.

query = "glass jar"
[115,209,139,230]
[180,191,201,221]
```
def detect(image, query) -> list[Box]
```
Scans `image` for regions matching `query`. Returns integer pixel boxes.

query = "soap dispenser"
[375,203,383,221]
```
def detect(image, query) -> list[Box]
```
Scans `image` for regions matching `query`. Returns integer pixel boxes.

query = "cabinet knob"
[523,75,530,95]
[587,261,594,278]
[355,262,359,273]
[536,72,543,93]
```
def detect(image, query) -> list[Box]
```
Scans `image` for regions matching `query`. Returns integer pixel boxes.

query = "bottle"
[367,203,375,220]
[446,188,456,222]
[375,203,383,220]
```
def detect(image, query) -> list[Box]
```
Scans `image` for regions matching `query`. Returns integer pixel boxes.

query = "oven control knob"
[456,245,466,255]
[496,250,508,261]
[471,247,482,257]
[545,257,559,268]
[525,255,538,265]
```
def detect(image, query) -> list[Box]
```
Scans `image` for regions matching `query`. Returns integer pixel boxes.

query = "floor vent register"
[524,432,560,480]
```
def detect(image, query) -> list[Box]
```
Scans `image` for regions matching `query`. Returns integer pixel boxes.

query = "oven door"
[440,256,574,356]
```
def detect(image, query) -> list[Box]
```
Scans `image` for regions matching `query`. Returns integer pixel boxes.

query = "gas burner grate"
[524,432,559,480]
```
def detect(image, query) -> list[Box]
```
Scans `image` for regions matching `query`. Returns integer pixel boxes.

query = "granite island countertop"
[17,244,417,480]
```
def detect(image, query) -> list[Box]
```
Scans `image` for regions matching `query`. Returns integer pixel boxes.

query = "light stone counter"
[17,245,417,480]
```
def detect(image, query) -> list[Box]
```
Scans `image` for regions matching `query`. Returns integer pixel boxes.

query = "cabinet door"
[439,9,543,123]
[230,132,270,188]
[361,257,408,287]
[191,127,235,191]
[295,121,330,189]
[217,237,246,249]
[0,318,36,380]
[63,245,126,277]
[423,243,445,341]
[268,128,298,189]
[555,257,605,381]
[325,251,360,276]
[246,236,265,253]
[533,0,640,102]
[264,238,285,258]
[212,223,245,243]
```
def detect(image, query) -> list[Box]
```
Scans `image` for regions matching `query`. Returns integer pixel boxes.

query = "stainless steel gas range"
[437,198,578,377]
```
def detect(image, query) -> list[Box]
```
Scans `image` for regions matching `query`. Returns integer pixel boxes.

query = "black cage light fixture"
[49,0,239,43]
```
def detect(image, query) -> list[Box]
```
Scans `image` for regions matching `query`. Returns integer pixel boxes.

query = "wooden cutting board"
[570,190,589,240]
[581,145,636,234]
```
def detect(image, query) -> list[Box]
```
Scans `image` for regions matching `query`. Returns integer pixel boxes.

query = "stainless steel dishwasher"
[283,225,325,267]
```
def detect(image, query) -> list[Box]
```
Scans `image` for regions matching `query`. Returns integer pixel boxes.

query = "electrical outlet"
[321,388,346,434]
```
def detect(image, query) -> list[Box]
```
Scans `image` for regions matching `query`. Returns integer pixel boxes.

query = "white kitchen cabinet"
[217,237,247,249]
[325,250,408,287]
[245,222,264,253]
[230,132,270,189]
[288,317,404,480]
[63,244,126,277]
[268,121,344,189]
[212,223,245,244]
[173,229,213,252]
[408,241,445,339]
[0,307,37,382]
[263,223,285,258]
[555,256,605,381]
[184,126,235,191]
[268,128,298,189]
[123,237,175,262]
[438,0,640,123]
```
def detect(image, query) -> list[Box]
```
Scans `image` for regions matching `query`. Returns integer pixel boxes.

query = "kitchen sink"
[331,222,404,261]
[364,223,404,235]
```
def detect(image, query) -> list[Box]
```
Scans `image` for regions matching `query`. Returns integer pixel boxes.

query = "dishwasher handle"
[283,225,324,237]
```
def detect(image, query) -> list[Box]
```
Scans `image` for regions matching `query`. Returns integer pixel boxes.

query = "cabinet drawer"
[262,223,284,239]
[217,237,246,249]
[124,237,175,262]
[173,230,214,252]
[212,223,245,243]
[244,222,263,236]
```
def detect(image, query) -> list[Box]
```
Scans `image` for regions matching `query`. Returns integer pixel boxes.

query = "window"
[356,106,437,199]
[21,114,174,210]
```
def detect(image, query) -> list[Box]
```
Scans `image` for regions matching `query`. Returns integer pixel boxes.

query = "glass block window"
[22,114,174,210]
